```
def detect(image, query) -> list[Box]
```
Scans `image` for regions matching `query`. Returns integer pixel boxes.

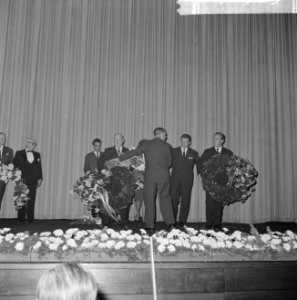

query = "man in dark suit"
[119,127,175,233]
[84,138,105,174]
[103,133,129,161]
[84,138,105,219]
[102,133,130,227]
[0,132,14,211]
[14,138,43,222]
[170,134,200,228]
[200,132,233,231]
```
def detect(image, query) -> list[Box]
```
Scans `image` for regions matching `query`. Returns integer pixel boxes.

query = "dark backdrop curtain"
[0,0,296,222]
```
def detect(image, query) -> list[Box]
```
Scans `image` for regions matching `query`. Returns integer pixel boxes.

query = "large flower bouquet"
[70,172,119,222]
[201,155,258,205]
[0,163,30,210]
[104,154,145,207]
[130,154,145,190]
[103,166,135,212]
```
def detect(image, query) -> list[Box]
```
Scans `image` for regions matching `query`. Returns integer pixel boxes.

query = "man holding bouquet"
[102,133,130,228]
[118,127,175,233]
[0,132,14,211]
[200,132,233,231]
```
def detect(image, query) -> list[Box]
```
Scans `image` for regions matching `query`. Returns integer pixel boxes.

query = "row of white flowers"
[1,226,297,258]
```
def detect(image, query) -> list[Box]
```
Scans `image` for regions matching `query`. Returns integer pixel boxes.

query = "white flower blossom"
[49,243,59,251]
[15,242,24,251]
[167,245,176,252]
[5,233,15,241]
[127,241,137,249]
[66,238,77,248]
[283,243,291,251]
[100,233,109,241]
[53,229,64,237]
[233,241,244,249]
[33,241,42,250]
[271,238,281,245]
[40,232,51,237]
[114,241,125,250]
[158,244,166,253]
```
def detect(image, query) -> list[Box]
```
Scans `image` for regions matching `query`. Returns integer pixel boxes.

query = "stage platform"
[1,220,297,299]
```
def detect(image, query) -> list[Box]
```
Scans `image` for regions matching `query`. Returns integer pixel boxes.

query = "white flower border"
[0,226,297,259]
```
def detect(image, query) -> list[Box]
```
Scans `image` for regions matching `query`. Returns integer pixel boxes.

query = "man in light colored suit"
[0,132,14,211]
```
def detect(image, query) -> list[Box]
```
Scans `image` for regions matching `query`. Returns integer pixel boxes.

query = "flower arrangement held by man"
[200,132,258,231]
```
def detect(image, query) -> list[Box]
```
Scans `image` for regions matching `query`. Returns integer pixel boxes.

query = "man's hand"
[37,179,43,188]
[101,169,112,177]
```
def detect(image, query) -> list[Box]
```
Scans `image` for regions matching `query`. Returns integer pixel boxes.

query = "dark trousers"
[119,205,131,225]
[171,179,193,224]
[0,181,6,210]
[18,181,37,222]
[143,180,175,229]
[205,192,223,227]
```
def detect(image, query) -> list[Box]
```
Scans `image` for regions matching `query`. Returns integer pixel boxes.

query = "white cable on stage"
[150,236,158,300]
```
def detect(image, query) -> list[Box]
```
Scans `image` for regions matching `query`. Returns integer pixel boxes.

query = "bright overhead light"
[177,0,297,15]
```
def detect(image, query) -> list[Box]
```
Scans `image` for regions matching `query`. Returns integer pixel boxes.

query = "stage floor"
[1,218,297,235]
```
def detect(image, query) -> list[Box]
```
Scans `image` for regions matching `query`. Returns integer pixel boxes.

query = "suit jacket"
[200,147,233,186]
[103,146,129,162]
[201,147,233,164]
[171,147,200,185]
[120,138,172,182]
[84,151,104,173]
[0,146,14,165]
[14,150,43,184]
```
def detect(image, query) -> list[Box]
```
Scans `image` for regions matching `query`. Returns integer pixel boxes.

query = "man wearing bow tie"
[84,138,105,174]
[14,138,43,222]
[102,133,130,228]
[170,134,200,228]
[0,132,14,211]
[200,132,233,231]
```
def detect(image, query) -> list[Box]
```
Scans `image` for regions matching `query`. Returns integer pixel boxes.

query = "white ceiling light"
[177,0,297,15]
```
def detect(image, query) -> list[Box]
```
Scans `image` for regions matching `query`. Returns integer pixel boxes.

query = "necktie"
[117,148,121,156]
[182,149,186,158]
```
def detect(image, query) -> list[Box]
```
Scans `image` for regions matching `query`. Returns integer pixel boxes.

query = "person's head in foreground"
[36,262,99,300]
[154,127,167,141]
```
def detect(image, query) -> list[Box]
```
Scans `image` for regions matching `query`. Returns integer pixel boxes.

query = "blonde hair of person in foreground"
[36,262,99,300]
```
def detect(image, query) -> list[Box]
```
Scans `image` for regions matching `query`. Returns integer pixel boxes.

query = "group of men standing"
[0,132,43,222]
[85,127,233,233]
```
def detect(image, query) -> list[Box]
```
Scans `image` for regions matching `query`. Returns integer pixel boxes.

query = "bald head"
[114,133,124,148]
[25,138,37,151]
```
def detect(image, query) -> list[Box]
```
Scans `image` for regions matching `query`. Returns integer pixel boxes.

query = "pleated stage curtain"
[0,0,296,222]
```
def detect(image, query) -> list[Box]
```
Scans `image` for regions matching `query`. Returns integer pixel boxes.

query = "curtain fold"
[0,0,296,222]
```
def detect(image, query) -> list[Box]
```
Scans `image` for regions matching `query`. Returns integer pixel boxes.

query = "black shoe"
[168,224,177,231]
[200,225,213,230]
[144,227,155,236]
[122,225,129,230]
[214,225,223,232]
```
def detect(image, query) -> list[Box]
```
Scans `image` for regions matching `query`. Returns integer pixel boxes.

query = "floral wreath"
[201,154,258,206]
